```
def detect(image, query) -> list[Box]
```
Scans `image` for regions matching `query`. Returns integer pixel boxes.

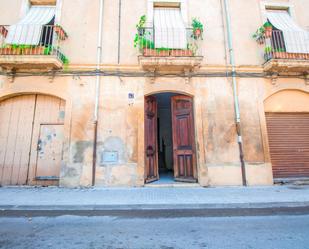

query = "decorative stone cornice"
[138,56,203,72]
[264,59,309,75]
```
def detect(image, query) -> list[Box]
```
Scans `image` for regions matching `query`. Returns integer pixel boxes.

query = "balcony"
[256,30,309,75]
[137,27,203,72]
[0,24,68,71]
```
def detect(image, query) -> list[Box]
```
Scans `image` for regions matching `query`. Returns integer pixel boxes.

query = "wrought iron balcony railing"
[257,30,309,62]
[136,27,203,57]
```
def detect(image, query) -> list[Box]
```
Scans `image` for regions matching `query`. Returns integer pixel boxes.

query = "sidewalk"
[1,185,309,212]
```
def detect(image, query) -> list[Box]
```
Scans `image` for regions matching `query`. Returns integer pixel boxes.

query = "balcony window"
[0,6,68,70]
[253,9,309,73]
[267,10,309,55]
[135,6,204,71]
[6,6,55,45]
[153,7,187,50]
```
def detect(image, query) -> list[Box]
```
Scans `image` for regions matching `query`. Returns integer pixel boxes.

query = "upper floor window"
[6,6,56,46]
[266,8,309,54]
[153,5,187,49]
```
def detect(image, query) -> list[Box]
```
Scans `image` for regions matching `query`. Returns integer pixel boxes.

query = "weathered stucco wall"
[0,0,309,187]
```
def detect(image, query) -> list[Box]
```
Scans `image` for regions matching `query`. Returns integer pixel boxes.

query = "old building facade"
[0,0,308,187]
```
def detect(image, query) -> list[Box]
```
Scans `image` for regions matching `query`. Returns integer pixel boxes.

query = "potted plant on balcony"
[170,43,194,56]
[155,47,171,56]
[0,45,9,55]
[263,21,273,38]
[273,48,287,59]
[192,18,204,40]
[134,15,157,56]
[252,26,265,44]
[19,45,45,55]
[264,46,273,61]
[0,26,8,38]
[44,45,53,55]
[10,44,21,55]
[54,24,68,40]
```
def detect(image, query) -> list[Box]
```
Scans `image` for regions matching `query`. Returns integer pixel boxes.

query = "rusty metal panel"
[265,113,309,178]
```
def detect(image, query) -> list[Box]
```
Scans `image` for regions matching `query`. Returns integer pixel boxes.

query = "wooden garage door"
[0,95,65,186]
[265,113,309,178]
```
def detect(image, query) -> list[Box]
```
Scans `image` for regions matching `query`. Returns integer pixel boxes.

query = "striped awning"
[267,11,309,53]
[6,6,55,45]
[154,8,187,49]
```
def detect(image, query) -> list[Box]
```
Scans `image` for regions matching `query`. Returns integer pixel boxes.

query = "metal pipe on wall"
[222,0,247,186]
[92,0,104,186]
[117,0,122,64]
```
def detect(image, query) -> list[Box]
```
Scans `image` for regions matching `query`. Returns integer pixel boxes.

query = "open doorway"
[144,92,197,184]
[157,93,176,182]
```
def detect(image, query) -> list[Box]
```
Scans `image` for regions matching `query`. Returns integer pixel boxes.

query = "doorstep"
[146,182,201,188]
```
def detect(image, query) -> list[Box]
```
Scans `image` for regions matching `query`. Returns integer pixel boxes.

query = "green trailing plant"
[44,45,53,55]
[274,47,285,52]
[252,26,265,40]
[155,47,170,52]
[191,18,204,40]
[134,15,154,50]
[263,21,272,28]
[136,15,146,33]
[253,22,273,42]
[264,46,272,54]
[188,42,198,55]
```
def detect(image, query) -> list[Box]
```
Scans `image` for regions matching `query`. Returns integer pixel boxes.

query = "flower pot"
[54,26,67,40]
[33,46,45,55]
[295,53,307,60]
[170,49,193,56]
[273,52,287,59]
[11,48,21,55]
[143,49,157,56]
[256,36,265,45]
[156,50,170,56]
[21,48,32,55]
[0,26,8,38]
[0,48,10,55]
[143,49,170,57]
[193,29,202,39]
[287,53,297,59]
[264,27,272,38]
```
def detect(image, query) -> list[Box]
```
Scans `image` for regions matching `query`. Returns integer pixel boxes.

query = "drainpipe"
[222,0,247,186]
[92,0,104,186]
[117,0,122,64]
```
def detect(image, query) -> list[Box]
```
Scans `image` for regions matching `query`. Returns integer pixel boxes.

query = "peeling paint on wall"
[73,141,93,163]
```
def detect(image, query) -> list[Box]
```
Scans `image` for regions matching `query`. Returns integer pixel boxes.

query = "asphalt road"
[1,215,309,249]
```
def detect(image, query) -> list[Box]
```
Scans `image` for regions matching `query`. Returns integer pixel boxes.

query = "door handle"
[146,146,155,156]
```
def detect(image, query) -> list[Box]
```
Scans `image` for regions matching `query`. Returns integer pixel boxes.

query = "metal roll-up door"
[265,113,309,179]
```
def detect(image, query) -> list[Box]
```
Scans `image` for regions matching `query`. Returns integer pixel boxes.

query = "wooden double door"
[145,95,197,183]
[0,94,65,186]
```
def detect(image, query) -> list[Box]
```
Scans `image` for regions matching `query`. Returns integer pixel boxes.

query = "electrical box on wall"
[100,151,119,165]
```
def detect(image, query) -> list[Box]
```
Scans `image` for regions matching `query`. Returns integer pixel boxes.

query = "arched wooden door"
[171,95,197,182]
[144,96,159,183]
[0,94,65,186]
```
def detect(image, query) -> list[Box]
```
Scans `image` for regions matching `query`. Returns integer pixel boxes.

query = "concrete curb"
[1,201,309,211]
[1,202,309,217]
